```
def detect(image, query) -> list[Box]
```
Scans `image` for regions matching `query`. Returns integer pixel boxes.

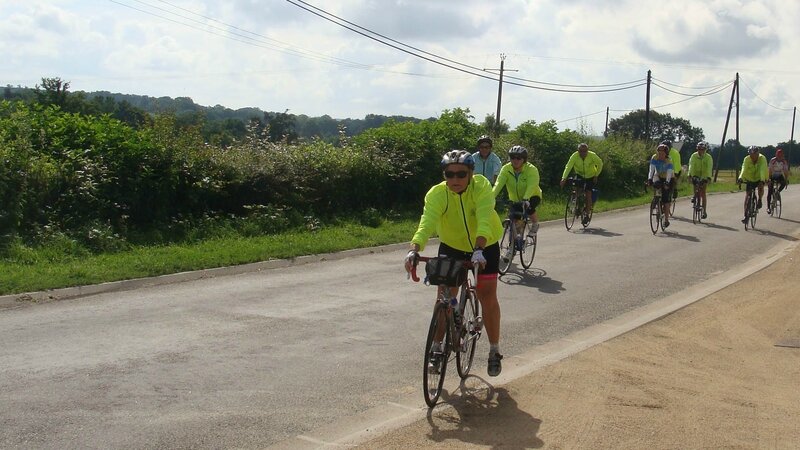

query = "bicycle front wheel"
[498,220,514,275]
[564,193,577,231]
[520,221,537,269]
[455,291,480,379]
[423,303,450,407]
[649,198,660,234]
[773,193,782,218]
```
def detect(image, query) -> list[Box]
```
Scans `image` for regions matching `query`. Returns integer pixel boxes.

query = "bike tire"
[520,221,536,269]
[582,207,593,229]
[455,289,480,379]
[649,198,660,234]
[564,193,577,231]
[498,220,514,275]
[423,303,450,407]
[775,195,782,218]
[670,194,676,216]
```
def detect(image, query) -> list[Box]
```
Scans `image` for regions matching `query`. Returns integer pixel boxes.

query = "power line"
[651,80,734,98]
[739,76,795,112]
[651,77,732,90]
[285,0,646,93]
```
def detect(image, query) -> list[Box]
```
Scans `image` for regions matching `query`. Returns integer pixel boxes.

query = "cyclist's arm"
[592,152,603,178]
[473,176,499,244]
[561,153,577,180]
[648,161,657,183]
[523,165,540,200]
[411,185,446,252]
[759,156,769,181]
[704,154,713,179]
[492,168,508,198]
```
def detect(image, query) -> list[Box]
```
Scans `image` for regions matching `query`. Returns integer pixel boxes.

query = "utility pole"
[790,106,796,165]
[485,54,517,138]
[735,72,740,144]
[604,107,609,137]
[645,70,651,142]
[714,74,738,182]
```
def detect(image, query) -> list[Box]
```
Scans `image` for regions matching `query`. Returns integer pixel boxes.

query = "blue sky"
[2,0,799,146]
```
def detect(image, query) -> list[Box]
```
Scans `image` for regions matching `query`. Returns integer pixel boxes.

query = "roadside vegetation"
[1,78,797,295]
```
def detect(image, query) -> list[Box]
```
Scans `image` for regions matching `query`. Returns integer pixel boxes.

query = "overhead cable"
[286,0,646,93]
[739,76,795,112]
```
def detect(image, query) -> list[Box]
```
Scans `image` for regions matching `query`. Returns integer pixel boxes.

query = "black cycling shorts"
[437,241,499,276]
[575,176,595,191]
[511,196,541,216]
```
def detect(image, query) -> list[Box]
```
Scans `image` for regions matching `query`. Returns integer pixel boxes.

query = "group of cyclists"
[403,135,790,378]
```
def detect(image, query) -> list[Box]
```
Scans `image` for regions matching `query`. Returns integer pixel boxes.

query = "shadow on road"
[429,377,544,449]
[701,221,739,232]
[754,228,799,241]
[659,230,700,242]
[574,226,623,237]
[500,268,565,294]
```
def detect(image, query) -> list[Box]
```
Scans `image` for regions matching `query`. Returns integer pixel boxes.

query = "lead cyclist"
[403,149,506,377]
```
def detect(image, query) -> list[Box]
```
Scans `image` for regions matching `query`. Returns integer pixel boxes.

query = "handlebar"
[409,255,475,283]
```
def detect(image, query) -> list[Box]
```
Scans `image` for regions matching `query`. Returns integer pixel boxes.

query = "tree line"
[3,76,794,257]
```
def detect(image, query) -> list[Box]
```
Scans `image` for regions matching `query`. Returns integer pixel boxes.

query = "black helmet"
[660,140,672,148]
[440,149,475,170]
[508,145,528,160]
[477,135,493,147]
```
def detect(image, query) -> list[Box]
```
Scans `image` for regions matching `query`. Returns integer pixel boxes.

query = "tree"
[34,77,70,108]
[264,110,298,143]
[607,109,705,144]
[481,113,509,137]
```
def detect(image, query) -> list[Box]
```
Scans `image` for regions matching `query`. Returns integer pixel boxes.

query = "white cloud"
[1,0,798,145]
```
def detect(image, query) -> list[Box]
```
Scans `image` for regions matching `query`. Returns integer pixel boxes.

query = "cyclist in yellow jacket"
[493,145,543,236]
[560,143,603,224]
[404,149,505,376]
[737,145,768,224]
[687,141,713,219]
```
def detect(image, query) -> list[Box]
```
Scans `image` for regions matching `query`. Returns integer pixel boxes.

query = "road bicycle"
[690,177,708,224]
[649,183,667,234]
[741,182,759,230]
[768,180,785,219]
[564,177,592,231]
[410,256,483,407]
[499,202,537,274]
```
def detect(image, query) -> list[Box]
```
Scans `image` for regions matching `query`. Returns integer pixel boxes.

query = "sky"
[2,0,799,146]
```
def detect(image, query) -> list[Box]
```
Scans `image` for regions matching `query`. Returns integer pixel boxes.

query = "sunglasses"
[444,170,469,179]
[510,156,524,160]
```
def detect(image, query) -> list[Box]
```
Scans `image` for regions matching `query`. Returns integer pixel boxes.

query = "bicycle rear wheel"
[498,220,514,275]
[423,303,450,407]
[564,192,577,231]
[455,289,480,379]
[773,193,782,218]
[745,194,756,230]
[649,198,661,234]
[520,221,537,269]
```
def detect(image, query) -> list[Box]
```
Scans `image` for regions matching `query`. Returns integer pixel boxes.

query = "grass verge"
[0,172,791,296]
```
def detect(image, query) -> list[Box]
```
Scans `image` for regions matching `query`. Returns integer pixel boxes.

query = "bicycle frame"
[410,255,482,407]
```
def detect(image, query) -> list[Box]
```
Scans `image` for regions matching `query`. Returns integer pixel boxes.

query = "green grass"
[2,170,796,296]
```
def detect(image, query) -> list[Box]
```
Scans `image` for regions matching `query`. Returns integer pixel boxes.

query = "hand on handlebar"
[404,250,418,276]
[471,249,487,269]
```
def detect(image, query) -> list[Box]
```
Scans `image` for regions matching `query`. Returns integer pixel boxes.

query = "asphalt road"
[1,188,799,449]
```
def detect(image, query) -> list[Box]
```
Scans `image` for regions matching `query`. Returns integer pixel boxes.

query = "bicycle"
[690,177,707,224]
[410,256,483,407]
[564,177,592,231]
[768,180,785,219]
[741,182,759,230]
[499,202,537,274]
[649,183,666,234]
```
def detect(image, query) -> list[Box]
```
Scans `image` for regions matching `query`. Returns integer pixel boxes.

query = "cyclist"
[687,141,713,219]
[472,135,503,186]
[560,143,603,225]
[767,148,790,215]
[654,140,682,202]
[648,143,674,228]
[404,149,505,377]
[493,145,543,240]
[737,145,768,224]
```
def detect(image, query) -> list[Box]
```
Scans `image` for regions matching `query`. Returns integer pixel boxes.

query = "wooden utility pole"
[645,70,651,142]
[485,54,517,138]
[604,107,609,137]
[790,106,797,165]
[714,74,739,182]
